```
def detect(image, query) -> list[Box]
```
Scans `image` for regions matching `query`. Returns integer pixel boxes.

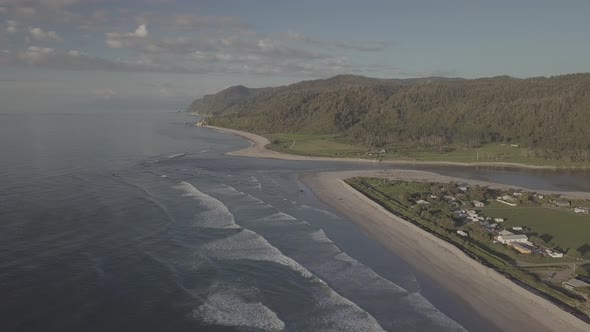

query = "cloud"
[106,24,148,48]
[92,88,116,100]
[287,30,395,52]
[38,0,78,7]
[133,12,247,31]
[29,27,63,41]
[0,45,190,73]
[6,20,17,33]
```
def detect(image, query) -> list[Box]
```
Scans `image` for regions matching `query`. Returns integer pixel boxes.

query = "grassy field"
[265,133,589,167]
[267,133,368,158]
[479,205,590,251]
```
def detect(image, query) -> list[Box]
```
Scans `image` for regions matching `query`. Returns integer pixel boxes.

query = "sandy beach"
[205,125,575,170]
[207,125,590,332]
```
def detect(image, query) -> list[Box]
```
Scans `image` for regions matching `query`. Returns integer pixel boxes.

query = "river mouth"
[1,111,587,331]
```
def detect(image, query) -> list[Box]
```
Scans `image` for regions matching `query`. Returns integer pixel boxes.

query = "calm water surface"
[1,110,588,331]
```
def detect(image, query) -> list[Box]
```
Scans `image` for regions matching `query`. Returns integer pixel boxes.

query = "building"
[574,207,589,214]
[509,242,532,254]
[494,218,505,223]
[563,278,590,291]
[553,200,571,207]
[496,230,528,244]
[545,249,564,258]
[472,200,485,207]
[513,192,523,197]
[457,230,468,237]
[416,199,430,205]
[444,195,456,201]
[496,198,517,207]
[501,195,515,201]
[512,226,523,231]
[458,186,468,192]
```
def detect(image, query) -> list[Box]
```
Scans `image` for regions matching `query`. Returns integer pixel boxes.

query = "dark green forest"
[188,74,590,162]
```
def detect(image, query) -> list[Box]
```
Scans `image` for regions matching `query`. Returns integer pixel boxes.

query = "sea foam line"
[174,181,239,229]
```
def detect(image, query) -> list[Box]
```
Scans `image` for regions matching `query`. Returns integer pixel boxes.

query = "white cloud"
[105,24,148,48]
[92,88,116,100]
[6,20,17,33]
[29,27,63,41]
[287,30,395,52]
[39,0,78,7]
[18,45,55,64]
[132,24,148,38]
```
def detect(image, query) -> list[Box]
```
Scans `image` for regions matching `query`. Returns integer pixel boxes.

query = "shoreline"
[206,125,590,200]
[204,124,590,331]
[300,170,589,332]
[204,125,589,171]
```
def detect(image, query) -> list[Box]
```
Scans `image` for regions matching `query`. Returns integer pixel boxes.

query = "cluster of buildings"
[453,209,504,233]
[494,229,564,257]
[410,183,586,259]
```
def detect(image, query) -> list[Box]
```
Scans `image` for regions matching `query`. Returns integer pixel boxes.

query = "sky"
[1,0,590,111]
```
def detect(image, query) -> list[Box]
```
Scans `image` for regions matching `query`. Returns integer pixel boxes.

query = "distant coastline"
[202,123,590,172]
[203,123,590,331]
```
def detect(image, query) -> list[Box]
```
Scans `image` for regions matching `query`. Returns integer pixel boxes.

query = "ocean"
[1,109,588,331]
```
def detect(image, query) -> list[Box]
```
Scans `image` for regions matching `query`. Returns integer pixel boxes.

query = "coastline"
[205,124,590,331]
[204,125,585,171]
[300,170,589,332]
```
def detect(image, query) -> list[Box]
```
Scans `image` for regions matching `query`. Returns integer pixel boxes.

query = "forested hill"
[188,74,590,161]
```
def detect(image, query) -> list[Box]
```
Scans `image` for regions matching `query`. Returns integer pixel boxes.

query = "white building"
[458,186,468,192]
[494,218,505,223]
[546,249,564,258]
[574,207,589,214]
[457,230,468,237]
[496,230,528,244]
[472,200,485,207]
[416,199,430,205]
[563,278,590,291]
[512,226,523,231]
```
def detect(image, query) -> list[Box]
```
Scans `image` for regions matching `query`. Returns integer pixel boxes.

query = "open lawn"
[267,133,368,158]
[264,133,588,167]
[479,205,590,252]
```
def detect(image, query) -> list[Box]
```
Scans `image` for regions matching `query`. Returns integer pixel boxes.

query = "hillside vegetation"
[189,74,590,162]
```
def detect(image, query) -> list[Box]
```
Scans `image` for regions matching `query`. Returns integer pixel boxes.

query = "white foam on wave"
[257,212,298,222]
[313,290,386,332]
[308,229,333,244]
[405,292,467,330]
[174,182,239,229]
[192,292,285,331]
[203,229,313,278]
[168,153,186,159]
[295,204,340,219]
[249,176,262,190]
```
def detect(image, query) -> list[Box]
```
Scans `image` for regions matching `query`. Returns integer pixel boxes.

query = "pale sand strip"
[301,170,589,332]
[205,125,590,331]
[205,125,574,170]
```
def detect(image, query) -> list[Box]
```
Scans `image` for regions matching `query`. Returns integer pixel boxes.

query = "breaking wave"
[192,292,285,331]
[173,181,239,229]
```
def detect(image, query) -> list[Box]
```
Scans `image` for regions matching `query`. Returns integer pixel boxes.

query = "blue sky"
[1,0,589,110]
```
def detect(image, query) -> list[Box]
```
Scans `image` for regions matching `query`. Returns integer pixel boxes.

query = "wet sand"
[207,125,590,332]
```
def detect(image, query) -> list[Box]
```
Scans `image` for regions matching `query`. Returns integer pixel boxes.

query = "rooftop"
[564,278,590,288]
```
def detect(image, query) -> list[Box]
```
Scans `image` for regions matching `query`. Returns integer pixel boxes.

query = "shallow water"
[1,110,588,331]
